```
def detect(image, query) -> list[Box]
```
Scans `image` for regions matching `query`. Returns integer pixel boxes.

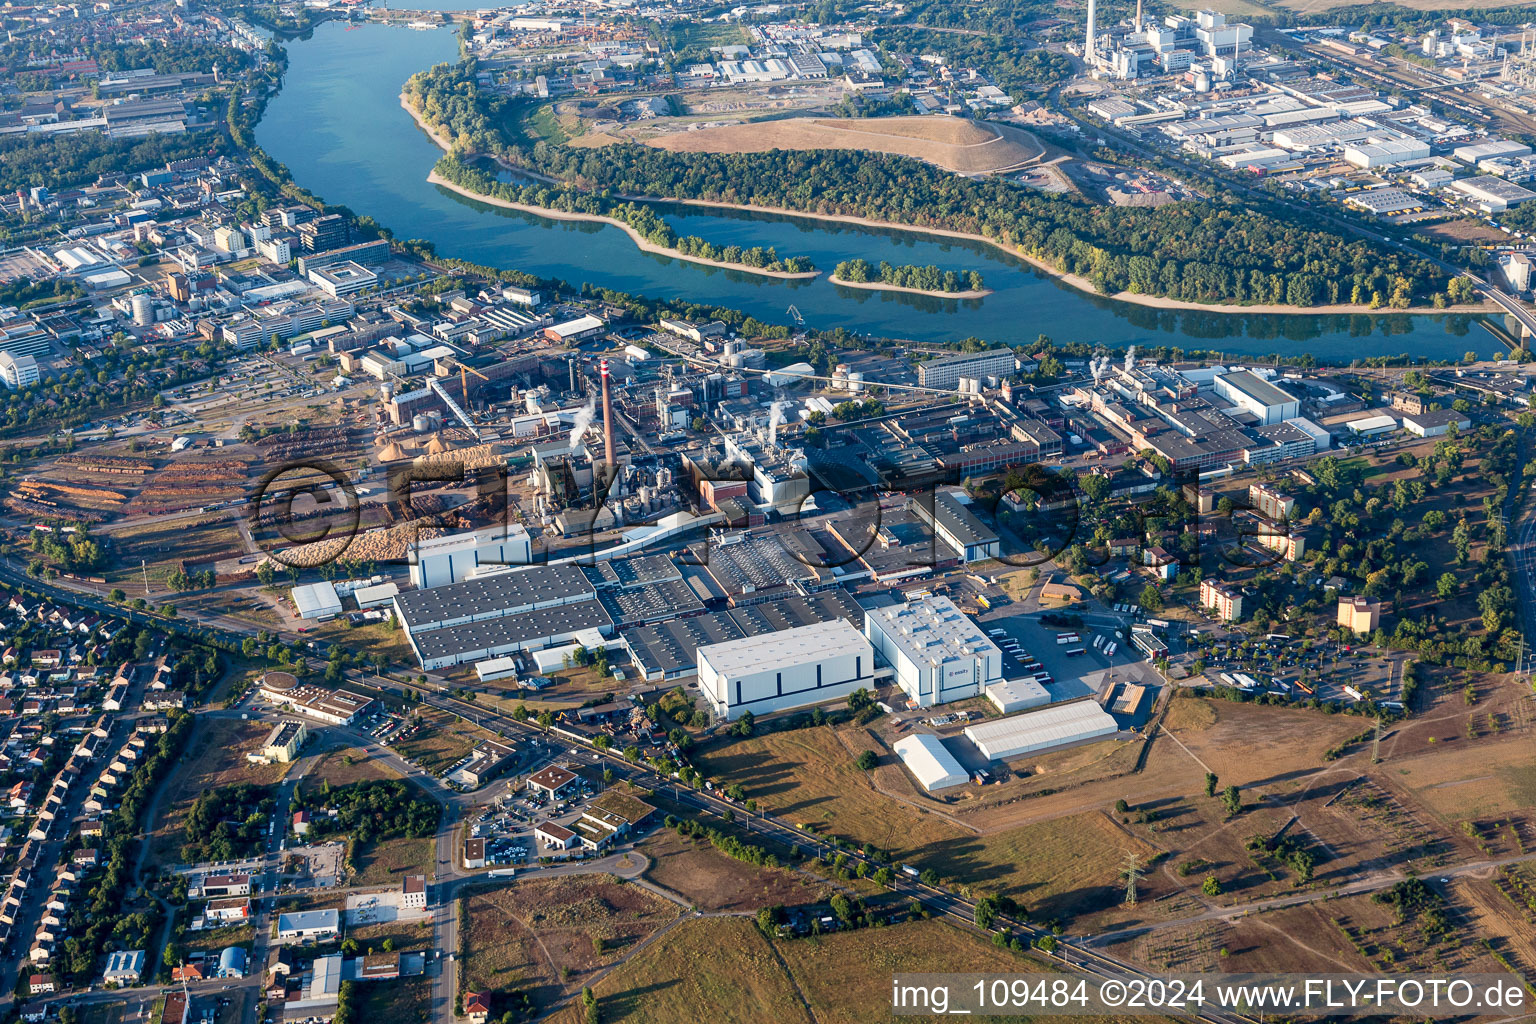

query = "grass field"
[312,746,405,786]
[462,875,682,1011]
[348,916,436,953]
[640,828,830,912]
[648,116,1044,175]
[695,727,1150,922]
[1389,733,1536,822]
[393,708,495,773]
[574,916,1162,1024]
[351,836,435,886]
[357,975,432,1024]
[149,717,292,864]
[106,520,245,583]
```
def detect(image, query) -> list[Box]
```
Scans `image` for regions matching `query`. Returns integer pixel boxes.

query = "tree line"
[833,258,983,293]
[432,155,814,273]
[403,60,1452,309]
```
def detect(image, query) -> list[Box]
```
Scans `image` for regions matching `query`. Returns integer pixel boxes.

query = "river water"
[258,21,1505,361]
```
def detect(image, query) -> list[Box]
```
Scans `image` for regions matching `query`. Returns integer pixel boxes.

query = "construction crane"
[786,304,805,325]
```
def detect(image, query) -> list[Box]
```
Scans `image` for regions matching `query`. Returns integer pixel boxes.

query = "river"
[258,21,1506,361]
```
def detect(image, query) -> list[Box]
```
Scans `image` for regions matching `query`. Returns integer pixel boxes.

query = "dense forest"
[0,130,225,192]
[406,61,1452,309]
[433,155,813,273]
[833,258,983,292]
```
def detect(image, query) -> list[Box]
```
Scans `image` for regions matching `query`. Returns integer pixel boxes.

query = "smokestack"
[1085,0,1097,63]
[1135,0,1143,33]
[600,359,617,469]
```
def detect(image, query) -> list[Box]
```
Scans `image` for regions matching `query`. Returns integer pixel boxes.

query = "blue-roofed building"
[218,946,247,978]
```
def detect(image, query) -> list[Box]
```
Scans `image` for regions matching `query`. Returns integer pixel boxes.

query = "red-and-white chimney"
[600,359,617,469]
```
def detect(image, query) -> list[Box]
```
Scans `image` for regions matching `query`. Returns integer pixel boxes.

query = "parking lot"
[980,610,1161,702]
[1183,632,1407,706]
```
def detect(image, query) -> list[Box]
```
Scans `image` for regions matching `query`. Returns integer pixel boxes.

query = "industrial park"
[3,0,1536,1019]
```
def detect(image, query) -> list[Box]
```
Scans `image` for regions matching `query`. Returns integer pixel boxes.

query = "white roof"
[985,678,1049,713]
[412,524,530,560]
[866,595,1001,667]
[352,582,399,604]
[474,656,517,679]
[548,314,605,337]
[290,581,341,618]
[964,700,1119,761]
[893,733,968,791]
[1344,414,1397,432]
[698,618,871,679]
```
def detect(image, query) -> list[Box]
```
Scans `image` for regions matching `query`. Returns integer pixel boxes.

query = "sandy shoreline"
[828,274,992,299]
[426,171,822,280]
[401,92,1489,317]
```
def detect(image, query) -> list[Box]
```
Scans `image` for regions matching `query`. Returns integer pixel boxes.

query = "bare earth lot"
[647,116,1044,174]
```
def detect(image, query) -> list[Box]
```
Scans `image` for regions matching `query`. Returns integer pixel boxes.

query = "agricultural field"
[644,116,1045,175]
[460,875,682,1012]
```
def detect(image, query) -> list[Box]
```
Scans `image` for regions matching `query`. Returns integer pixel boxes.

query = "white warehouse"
[893,734,969,792]
[864,595,1001,708]
[409,524,533,589]
[698,619,875,721]
[963,700,1119,761]
[1213,370,1300,425]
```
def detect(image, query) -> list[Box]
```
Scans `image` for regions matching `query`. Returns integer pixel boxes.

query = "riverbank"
[829,274,992,299]
[400,88,1493,315]
[425,171,822,281]
[641,197,1496,317]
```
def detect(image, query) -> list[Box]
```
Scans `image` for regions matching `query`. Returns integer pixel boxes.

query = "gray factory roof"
[623,589,865,678]
[407,600,614,662]
[599,577,706,626]
[927,491,998,547]
[1219,370,1298,409]
[582,553,681,591]
[394,565,595,630]
[703,531,823,596]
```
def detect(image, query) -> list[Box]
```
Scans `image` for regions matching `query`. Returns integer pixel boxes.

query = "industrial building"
[893,734,969,792]
[393,564,616,669]
[257,678,373,725]
[698,618,876,720]
[1213,370,1300,425]
[963,700,1120,761]
[864,595,1002,708]
[985,678,1050,714]
[1402,409,1471,437]
[276,909,340,942]
[1450,175,1536,212]
[290,581,342,621]
[408,525,533,589]
[912,491,1000,563]
[916,349,1016,391]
